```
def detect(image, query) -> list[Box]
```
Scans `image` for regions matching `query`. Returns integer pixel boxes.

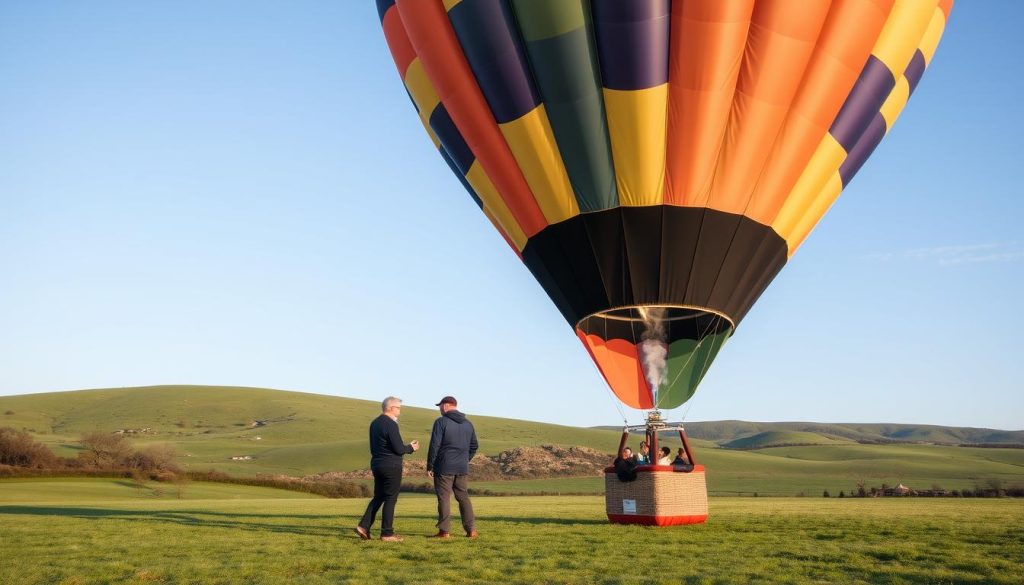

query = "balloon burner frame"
[617,410,697,467]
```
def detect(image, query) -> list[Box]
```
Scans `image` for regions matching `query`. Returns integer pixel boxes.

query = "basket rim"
[603,464,705,474]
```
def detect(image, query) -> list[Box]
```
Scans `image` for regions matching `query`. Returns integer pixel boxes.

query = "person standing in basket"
[426,396,478,539]
[355,396,418,542]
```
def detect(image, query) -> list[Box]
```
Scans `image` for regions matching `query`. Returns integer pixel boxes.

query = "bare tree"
[140,444,180,472]
[78,431,132,467]
[124,443,181,475]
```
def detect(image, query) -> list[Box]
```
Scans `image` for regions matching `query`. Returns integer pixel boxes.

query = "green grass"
[0,477,320,502]
[1,479,1022,584]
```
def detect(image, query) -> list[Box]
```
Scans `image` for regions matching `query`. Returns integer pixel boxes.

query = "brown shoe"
[354,526,371,540]
[380,534,404,542]
[466,529,478,538]
[428,531,451,539]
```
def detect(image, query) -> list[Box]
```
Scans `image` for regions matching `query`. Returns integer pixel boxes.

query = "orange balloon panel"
[577,331,652,410]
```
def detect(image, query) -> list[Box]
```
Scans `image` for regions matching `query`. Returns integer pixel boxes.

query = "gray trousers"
[434,474,474,533]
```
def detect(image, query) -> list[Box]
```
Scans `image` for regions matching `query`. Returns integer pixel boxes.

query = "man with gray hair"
[355,396,418,542]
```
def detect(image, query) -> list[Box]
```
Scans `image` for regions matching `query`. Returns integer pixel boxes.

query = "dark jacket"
[672,456,695,472]
[613,457,637,482]
[426,410,478,476]
[368,414,413,469]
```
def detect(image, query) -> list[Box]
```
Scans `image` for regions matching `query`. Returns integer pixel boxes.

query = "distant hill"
[719,431,852,450]
[2,386,1023,496]
[598,420,1024,447]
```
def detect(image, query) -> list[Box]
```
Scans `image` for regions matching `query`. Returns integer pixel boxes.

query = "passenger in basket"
[613,447,638,482]
[657,446,672,465]
[635,441,650,464]
[672,447,695,472]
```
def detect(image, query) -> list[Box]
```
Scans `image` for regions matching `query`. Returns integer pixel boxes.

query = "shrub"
[184,470,369,498]
[0,427,58,468]
[124,444,181,475]
[78,431,132,467]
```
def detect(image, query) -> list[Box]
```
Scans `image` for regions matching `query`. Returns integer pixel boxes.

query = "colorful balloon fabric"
[376,0,951,411]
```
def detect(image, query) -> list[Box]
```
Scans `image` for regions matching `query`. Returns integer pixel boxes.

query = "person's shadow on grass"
[0,505,345,536]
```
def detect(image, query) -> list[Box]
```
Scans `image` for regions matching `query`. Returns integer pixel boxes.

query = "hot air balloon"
[375,0,951,525]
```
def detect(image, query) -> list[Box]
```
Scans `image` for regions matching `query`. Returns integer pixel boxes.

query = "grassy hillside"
[2,386,1023,496]
[678,420,1024,445]
[0,385,621,475]
[720,431,852,449]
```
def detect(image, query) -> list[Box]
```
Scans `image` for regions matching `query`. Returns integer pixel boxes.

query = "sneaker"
[466,529,478,538]
[380,534,404,542]
[354,526,371,540]
[428,531,451,539]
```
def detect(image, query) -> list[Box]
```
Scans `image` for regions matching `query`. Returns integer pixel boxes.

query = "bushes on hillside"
[0,427,59,468]
[0,426,182,479]
[187,470,369,498]
[842,481,1024,498]
[0,426,369,498]
[124,443,182,475]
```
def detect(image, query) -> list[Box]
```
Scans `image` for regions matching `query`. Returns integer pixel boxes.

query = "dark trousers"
[434,474,474,533]
[359,465,402,536]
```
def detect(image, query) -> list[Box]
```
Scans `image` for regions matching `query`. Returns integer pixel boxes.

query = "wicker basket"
[604,465,708,526]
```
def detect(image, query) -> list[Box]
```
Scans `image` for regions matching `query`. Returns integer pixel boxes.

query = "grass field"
[1,479,1022,584]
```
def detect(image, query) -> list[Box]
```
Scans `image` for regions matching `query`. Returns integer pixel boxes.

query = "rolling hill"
[679,420,1024,446]
[2,385,1023,496]
[719,431,853,449]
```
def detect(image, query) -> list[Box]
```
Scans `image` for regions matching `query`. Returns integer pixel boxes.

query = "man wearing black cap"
[426,396,478,538]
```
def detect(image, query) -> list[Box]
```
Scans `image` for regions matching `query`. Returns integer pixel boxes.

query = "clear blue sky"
[1,1,1020,429]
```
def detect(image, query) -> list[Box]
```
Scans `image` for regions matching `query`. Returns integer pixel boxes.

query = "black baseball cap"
[435,396,457,406]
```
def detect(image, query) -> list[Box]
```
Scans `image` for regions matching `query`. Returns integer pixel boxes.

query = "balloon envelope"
[376,0,951,410]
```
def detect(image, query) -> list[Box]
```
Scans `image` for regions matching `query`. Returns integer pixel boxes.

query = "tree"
[0,427,57,468]
[172,474,190,499]
[838,490,845,498]
[78,431,132,468]
[986,478,1004,496]
[823,490,831,498]
[125,444,181,475]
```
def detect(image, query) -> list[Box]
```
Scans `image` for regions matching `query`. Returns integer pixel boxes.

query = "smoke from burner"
[638,307,668,402]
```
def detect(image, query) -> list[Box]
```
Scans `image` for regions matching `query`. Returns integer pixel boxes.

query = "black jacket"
[613,457,637,482]
[368,414,413,469]
[426,410,478,475]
